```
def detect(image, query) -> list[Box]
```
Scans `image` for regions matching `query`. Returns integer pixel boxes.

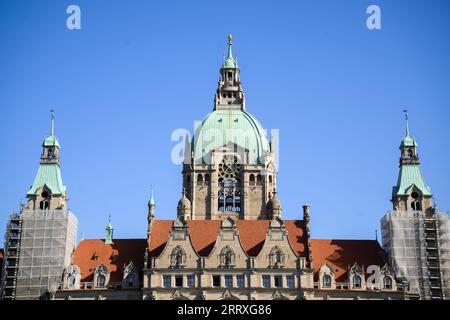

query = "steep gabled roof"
[26,164,66,196]
[311,239,386,282]
[148,219,308,258]
[72,239,147,282]
[393,165,432,196]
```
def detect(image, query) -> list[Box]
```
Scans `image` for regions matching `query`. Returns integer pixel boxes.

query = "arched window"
[407,149,413,158]
[127,274,135,286]
[97,274,106,288]
[218,156,241,213]
[383,276,392,289]
[197,174,203,183]
[39,200,49,210]
[352,275,362,289]
[322,274,332,288]
[269,175,273,184]
[256,174,262,183]
[249,174,255,182]
[220,246,235,268]
[412,201,422,211]
[204,174,210,182]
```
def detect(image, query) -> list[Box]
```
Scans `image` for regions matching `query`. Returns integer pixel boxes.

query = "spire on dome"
[223,34,238,68]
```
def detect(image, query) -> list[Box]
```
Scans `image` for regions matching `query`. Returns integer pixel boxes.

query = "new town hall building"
[1,36,449,300]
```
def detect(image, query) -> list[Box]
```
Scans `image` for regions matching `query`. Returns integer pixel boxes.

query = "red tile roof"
[72,239,147,283]
[148,220,308,258]
[311,239,386,281]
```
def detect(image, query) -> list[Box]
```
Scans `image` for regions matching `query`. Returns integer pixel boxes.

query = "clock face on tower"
[218,156,241,213]
[219,156,241,179]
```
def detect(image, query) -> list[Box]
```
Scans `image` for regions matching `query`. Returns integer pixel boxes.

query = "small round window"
[41,191,49,198]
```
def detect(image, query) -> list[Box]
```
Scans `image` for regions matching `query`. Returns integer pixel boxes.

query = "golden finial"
[228,34,232,46]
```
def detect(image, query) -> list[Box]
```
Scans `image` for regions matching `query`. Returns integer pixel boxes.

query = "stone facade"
[5,35,438,301]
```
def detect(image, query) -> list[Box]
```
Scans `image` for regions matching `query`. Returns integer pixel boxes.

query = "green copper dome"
[193,109,270,164]
[223,57,237,69]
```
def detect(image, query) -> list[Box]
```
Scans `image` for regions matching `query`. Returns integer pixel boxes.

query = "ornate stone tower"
[391,112,433,212]
[26,111,68,211]
[181,35,278,220]
[1,112,78,300]
[381,112,450,300]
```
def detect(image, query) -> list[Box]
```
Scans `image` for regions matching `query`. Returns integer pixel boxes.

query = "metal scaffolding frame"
[2,209,77,300]
[381,210,450,300]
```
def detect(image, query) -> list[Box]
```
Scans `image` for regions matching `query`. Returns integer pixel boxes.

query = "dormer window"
[48,148,55,158]
[97,275,106,288]
[352,275,362,289]
[383,276,392,289]
[127,274,135,286]
[323,274,332,288]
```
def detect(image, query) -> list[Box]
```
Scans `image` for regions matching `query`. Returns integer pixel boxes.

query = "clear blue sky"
[1,0,449,243]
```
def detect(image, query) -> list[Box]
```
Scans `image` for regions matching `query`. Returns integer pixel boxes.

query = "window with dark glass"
[127,274,134,286]
[225,275,233,288]
[187,275,195,288]
[175,275,183,287]
[286,275,295,288]
[352,275,362,289]
[97,275,106,288]
[323,274,332,288]
[163,275,171,288]
[383,276,392,289]
[237,275,245,288]
[218,156,241,213]
[213,275,221,287]
[262,275,271,288]
[274,275,282,288]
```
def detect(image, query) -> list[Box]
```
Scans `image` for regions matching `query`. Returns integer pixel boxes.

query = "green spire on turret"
[44,109,60,148]
[149,186,155,206]
[223,34,238,69]
[400,110,417,148]
[105,214,114,244]
[393,111,432,197]
[405,110,410,137]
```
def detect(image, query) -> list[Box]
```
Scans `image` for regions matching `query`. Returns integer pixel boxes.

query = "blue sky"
[1,0,449,243]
